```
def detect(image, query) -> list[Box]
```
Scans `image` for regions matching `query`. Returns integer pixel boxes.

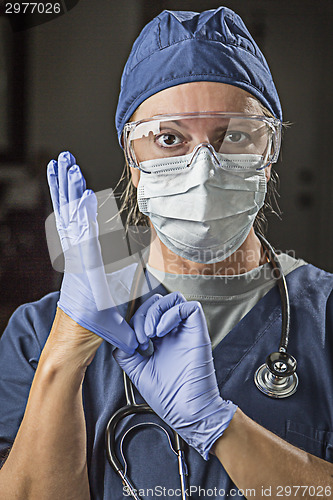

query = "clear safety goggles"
[123,112,282,171]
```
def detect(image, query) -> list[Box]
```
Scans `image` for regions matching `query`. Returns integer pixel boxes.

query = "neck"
[147,226,266,276]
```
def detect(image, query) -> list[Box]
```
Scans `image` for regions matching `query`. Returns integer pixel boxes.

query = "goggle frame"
[123,112,282,171]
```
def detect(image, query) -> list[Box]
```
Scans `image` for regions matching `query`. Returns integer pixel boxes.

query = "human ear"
[130,166,140,187]
[265,164,272,182]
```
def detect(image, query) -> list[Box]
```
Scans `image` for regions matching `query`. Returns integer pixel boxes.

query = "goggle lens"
[124,113,281,170]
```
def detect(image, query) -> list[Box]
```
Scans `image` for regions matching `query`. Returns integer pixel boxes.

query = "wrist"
[212,407,243,459]
[182,398,238,461]
[41,307,103,373]
[204,399,238,460]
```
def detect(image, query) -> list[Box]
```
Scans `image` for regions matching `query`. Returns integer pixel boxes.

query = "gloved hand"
[114,291,238,460]
[47,151,138,354]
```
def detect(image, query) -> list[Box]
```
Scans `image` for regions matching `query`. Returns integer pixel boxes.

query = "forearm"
[0,308,102,500]
[214,409,333,499]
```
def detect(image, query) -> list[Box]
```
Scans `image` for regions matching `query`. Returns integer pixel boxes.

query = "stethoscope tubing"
[256,233,290,352]
[105,372,189,499]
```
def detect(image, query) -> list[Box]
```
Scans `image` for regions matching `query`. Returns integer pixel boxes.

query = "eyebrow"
[158,119,231,131]
[159,120,186,129]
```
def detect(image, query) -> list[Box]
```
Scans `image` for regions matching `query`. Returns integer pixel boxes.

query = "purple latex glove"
[114,291,238,460]
[47,151,138,354]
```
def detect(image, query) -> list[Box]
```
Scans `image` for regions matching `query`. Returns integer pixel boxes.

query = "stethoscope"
[105,234,298,498]
[254,233,298,399]
[106,256,189,500]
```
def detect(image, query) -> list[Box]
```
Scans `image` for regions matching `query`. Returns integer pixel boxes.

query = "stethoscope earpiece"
[254,351,298,399]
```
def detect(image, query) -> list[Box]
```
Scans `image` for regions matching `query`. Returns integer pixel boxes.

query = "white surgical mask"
[137,146,267,264]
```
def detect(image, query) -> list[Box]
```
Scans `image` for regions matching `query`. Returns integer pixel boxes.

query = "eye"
[224,131,250,144]
[155,132,184,148]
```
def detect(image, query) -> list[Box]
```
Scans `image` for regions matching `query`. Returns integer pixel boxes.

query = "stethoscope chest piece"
[254,351,298,399]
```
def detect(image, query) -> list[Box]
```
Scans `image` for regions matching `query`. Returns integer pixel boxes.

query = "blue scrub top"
[0,263,333,499]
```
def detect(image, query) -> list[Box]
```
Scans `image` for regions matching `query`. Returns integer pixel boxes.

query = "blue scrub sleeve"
[0,292,58,467]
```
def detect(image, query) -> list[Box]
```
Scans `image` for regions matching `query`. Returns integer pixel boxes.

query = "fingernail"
[47,160,57,173]
[59,151,70,160]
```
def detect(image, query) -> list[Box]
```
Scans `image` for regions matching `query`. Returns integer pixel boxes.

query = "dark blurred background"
[0,0,332,332]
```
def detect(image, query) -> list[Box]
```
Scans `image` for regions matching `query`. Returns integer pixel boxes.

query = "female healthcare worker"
[0,7,333,500]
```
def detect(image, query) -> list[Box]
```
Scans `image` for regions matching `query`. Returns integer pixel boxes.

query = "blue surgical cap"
[115,7,282,143]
